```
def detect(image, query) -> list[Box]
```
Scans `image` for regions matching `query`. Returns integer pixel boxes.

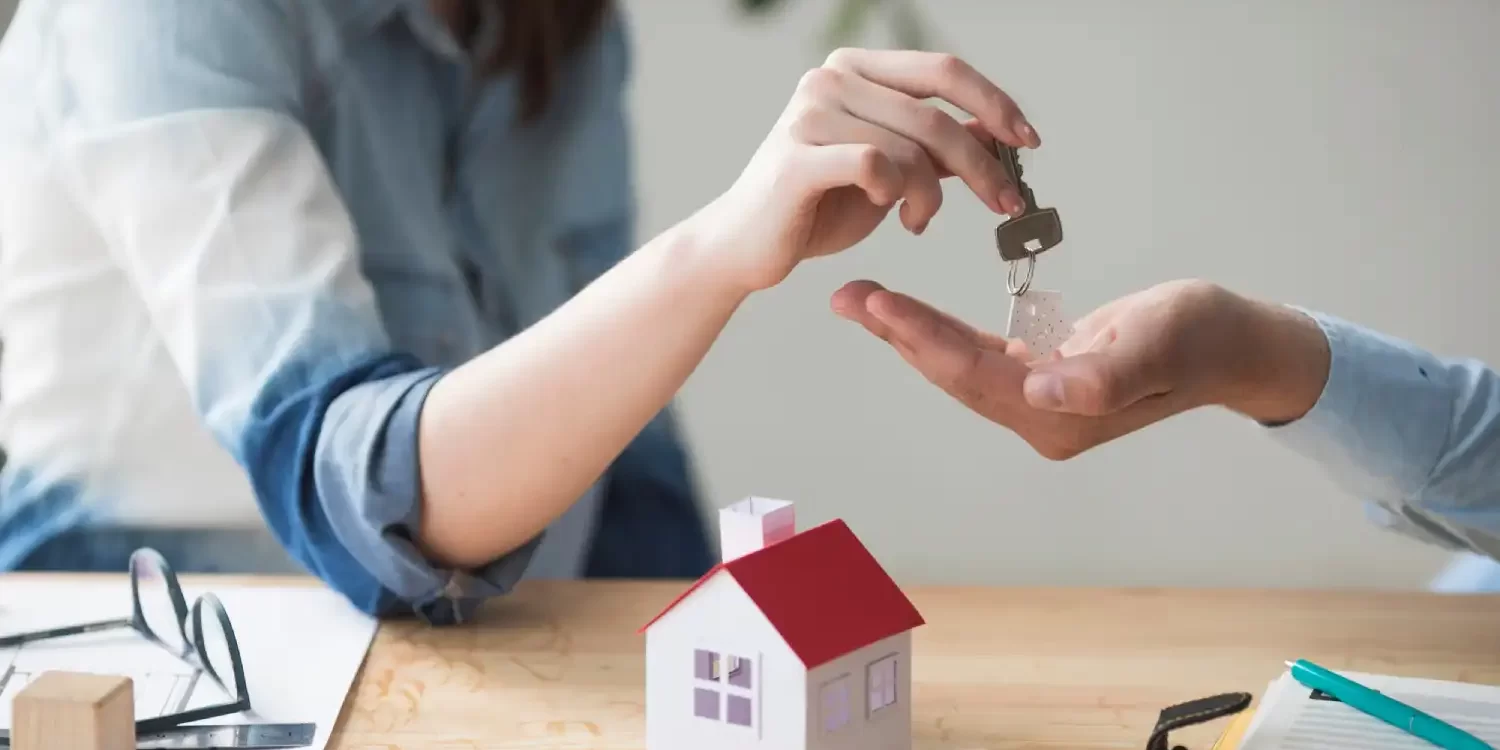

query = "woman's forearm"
[411,43,1043,569]
[415,216,745,568]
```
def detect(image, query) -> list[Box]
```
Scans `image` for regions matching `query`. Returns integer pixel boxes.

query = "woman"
[0,0,1036,624]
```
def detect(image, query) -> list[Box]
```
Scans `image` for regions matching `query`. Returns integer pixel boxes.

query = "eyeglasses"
[0,548,251,735]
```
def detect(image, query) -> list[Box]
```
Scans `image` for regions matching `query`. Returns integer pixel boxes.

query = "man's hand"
[831,278,1332,459]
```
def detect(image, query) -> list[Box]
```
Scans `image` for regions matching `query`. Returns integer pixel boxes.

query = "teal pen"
[1287,659,1494,750]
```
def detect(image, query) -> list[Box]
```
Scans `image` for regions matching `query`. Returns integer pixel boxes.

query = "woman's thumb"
[1022,350,1159,415]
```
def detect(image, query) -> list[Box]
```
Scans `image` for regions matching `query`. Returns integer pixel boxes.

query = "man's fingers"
[862,288,1018,409]
[823,48,1038,149]
[831,279,896,340]
[866,288,975,356]
[834,280,1032,418]
[835,280,1011,349]
[832,281,954,370]
[1021,349,1169,416]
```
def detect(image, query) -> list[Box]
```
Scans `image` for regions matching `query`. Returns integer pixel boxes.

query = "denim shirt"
[1267,309,1500,591]
[0,0,712,623]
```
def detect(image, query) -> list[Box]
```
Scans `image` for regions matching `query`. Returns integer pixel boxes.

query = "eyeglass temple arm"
[0,616,133,648]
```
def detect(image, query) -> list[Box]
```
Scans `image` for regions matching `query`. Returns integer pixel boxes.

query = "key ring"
[1006,249,1036,296]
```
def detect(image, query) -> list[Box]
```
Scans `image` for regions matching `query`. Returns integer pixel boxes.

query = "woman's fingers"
[934,119,1007,180]
[797,142,906,209]
[825,67,1022,217]
[791,104,944,233]
[823,48,1038,149]
[787,51,1039,224]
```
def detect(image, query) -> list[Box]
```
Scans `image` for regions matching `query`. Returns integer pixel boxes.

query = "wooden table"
[314,581,1500,749]
[4,575,1497,748]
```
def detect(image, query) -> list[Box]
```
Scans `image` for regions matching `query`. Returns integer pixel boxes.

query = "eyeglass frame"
[0,547,252,735]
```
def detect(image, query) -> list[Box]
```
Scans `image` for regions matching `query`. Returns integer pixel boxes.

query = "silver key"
[992,141,1063,297]
[993,141,1064,265]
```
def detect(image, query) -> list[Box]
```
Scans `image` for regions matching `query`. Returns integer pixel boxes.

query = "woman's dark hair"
[438,0,613,123]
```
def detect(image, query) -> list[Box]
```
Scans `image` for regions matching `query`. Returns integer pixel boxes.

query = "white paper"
[1241,669,1500,750]
[0,578,376,750]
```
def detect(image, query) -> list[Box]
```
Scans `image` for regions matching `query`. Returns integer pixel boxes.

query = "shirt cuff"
[316,368,544,626]
[1261,307,1454,507]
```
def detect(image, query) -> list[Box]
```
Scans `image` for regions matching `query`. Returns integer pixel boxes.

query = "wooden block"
[11,671,134,750]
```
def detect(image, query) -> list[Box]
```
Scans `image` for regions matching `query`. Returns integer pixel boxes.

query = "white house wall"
[645,573,809,750]
[803,631,913,750]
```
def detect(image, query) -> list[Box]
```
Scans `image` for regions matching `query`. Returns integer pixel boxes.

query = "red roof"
[639,519,925,668]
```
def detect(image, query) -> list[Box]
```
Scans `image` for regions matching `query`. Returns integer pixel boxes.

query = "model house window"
[820,675,851,732]
[867,654,898,713]
[693,649,754,727]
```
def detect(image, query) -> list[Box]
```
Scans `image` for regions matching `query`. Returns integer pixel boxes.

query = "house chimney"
[719,497,796,561]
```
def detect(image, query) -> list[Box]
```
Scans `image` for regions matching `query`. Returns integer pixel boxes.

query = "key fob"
[1006,288,1072,358]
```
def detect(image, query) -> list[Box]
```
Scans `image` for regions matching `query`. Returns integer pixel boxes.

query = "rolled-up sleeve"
[49,0,537,622]
[1265,308,1500,560]
[310,369,543,623]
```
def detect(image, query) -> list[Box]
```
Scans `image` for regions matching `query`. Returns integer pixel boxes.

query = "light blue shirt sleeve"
[45,0,541,622]
[1265,309,1500,560]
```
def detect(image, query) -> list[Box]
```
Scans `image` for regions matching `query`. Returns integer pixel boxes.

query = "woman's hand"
[687,48,1041,294]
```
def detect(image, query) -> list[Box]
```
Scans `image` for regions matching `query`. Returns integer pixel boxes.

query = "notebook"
[1231,667,1500,749]
[1212,709,1255,750]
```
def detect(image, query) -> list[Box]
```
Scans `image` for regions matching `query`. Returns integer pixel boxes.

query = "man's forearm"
[415,217,746,568]
[1231,297,1500,564]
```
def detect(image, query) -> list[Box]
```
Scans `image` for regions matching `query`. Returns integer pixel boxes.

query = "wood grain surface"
[316,581,1500,750]
[5,574,1497,748]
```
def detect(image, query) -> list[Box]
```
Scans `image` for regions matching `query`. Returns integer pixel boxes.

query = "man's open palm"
[829,279,1291,459]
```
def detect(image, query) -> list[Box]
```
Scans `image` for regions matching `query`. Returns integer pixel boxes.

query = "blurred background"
[3,0,1496,590]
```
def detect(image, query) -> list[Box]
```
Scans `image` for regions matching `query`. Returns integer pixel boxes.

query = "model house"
[640,497,925,750]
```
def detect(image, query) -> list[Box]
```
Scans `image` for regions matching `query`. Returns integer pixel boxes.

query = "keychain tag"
[1006,288,1073,358]
[991,137,1073,358]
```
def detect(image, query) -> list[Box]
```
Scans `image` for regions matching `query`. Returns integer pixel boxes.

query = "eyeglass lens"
[193,601,239,697]
[132,552,188,654]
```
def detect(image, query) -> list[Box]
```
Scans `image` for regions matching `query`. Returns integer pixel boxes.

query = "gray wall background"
[3,1,1495,589]
[627,0,1493,590]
